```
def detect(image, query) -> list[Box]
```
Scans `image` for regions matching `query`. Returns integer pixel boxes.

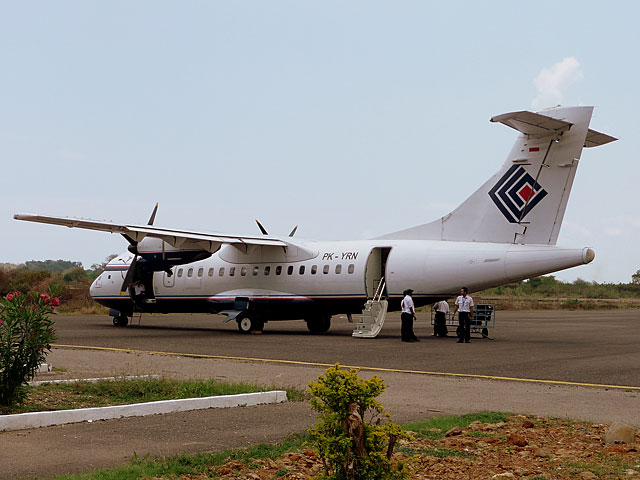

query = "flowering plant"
[0,285,61,406]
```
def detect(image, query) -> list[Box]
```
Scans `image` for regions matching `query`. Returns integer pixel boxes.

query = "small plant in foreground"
[307,364,410,480]
[0,285,61,406]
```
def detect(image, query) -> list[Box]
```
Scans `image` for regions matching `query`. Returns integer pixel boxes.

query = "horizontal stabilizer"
[490,110,572,137]
[584,128,617,148]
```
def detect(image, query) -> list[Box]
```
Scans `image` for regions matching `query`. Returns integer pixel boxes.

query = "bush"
[0,286,61,406]
[307,364,409,480]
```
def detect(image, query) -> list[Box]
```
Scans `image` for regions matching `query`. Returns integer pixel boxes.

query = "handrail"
[372,276,385,300]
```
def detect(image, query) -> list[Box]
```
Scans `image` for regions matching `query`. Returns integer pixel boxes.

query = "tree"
[632,270,640,285]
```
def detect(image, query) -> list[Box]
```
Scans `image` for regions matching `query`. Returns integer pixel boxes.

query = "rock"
[578,471,597,479]
[507,433,528,447]
[491,473,515,479]
[605,423,636,445]
[445,426,463,437]
[534,447,551,457]
[522,420,535,428]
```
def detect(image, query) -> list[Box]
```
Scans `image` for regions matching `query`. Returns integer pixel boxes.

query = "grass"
[37,433,310,480]
[2,377,306,415]
[36,413,510,480]
[403,411,510,439]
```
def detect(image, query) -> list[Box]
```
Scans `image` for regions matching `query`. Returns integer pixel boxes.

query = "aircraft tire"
[237,317,264,333]
[306,315,331,334]
[113,315,129,327]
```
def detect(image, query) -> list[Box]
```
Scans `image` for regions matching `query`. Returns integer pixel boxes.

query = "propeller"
[255,219,269,235]
[119,203,158,294]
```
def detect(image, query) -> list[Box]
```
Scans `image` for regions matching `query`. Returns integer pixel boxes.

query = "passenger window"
[241,266,247,276]
[219,267,225,276]
[323,265,329,274]
[197,267,203,277]
[264,266,271,276]
[187,268,193,278]
[253,266,259,276]
[335,264,342,274]
[311,265,317,275]
[275,266,282,275]
[177,268,183,278]
[348,264,355,274]
[229,267,235,276]
[287,265,293,275]
[299,265,305,275]
[208,268,214,276]
[107,274,111,279]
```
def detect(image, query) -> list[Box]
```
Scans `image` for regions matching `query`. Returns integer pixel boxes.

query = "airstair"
[352,278,388,339]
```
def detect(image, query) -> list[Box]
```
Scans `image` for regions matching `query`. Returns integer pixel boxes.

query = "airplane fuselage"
[90,238,593,322]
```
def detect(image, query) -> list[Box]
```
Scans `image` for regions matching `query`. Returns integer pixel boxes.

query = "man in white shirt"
[400,289,419,342]
[433,300,449,337]
[452,287,474,343]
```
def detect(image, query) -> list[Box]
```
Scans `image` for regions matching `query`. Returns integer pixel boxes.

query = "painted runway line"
[52,343,640,391]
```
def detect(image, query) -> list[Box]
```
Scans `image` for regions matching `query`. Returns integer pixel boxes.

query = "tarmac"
[1,310,639,479]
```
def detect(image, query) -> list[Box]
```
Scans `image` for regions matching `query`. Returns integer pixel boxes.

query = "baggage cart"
[430,303,496,339]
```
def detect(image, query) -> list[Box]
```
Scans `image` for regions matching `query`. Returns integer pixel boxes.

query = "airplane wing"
[13,214,287,253]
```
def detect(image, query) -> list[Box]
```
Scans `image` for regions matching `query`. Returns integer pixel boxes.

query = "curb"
[0,390,287,432]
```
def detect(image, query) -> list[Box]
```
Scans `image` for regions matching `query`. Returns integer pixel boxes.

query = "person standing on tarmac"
[400,289,419,342]
[452,287,474,343]
[433,300,449,336]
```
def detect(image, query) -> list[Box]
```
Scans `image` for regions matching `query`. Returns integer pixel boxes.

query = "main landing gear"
[112,315,129,327]
[236,316,265,334]
[306,315,331,334]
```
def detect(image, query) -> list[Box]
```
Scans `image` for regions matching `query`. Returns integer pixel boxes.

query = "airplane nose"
[583,248,595,264]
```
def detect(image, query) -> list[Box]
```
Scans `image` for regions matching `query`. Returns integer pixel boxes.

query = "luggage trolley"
[430,303,496,339]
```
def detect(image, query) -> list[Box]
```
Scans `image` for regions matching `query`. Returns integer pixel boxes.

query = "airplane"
[15,105,616,337]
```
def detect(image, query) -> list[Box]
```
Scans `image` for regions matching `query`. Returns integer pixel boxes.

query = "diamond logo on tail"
[488,165,548,223]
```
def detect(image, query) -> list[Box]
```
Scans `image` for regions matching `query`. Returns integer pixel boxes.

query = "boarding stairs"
[352,278,388,339]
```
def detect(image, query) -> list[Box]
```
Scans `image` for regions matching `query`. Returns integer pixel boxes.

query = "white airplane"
[15,106,616,337]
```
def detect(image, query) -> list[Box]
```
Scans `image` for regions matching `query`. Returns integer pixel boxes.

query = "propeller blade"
[288,225,298,237]
[256,220,269,235]
[120,256,138,294]
[121,234,137,247]
[147,203,159,226]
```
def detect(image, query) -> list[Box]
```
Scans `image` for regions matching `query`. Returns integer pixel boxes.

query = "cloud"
[531,57,584,110]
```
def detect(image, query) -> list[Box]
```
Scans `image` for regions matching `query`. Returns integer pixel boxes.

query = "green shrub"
[0,286,60,406]
[307,364,409,480]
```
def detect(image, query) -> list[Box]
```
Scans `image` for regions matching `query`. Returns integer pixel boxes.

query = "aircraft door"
[163,268,175,287]
[364,247,391,299]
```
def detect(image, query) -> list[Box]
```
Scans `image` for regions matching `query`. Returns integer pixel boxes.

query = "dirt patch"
[179,415,640,480]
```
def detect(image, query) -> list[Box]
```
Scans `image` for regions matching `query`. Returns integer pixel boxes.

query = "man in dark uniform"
[400,289,419,342]
[452,287,474,343]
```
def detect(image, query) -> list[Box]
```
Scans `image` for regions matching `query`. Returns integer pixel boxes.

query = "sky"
[1,1,638,283]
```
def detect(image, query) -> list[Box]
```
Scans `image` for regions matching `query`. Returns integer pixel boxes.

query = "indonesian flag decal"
[488,165,548,223]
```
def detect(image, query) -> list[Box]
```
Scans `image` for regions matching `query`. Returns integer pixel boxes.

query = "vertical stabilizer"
[379,106,615,245]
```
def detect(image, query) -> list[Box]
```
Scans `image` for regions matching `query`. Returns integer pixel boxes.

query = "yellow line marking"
[52,344,640,391]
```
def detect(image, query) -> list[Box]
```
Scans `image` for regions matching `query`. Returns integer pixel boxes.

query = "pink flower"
[6,293,14,301]
[40,294,50,303]
[14,291,21,297]
[51,297,60,307]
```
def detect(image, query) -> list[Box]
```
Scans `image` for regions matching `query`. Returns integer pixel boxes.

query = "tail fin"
[379,106,616,245]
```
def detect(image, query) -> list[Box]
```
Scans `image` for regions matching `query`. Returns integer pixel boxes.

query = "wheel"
[482,327,489,338]
[113,315,129,327]
[306,316,331,334]
[456,325,464,338]
[237,317,253,333]
[237,317,264,333]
